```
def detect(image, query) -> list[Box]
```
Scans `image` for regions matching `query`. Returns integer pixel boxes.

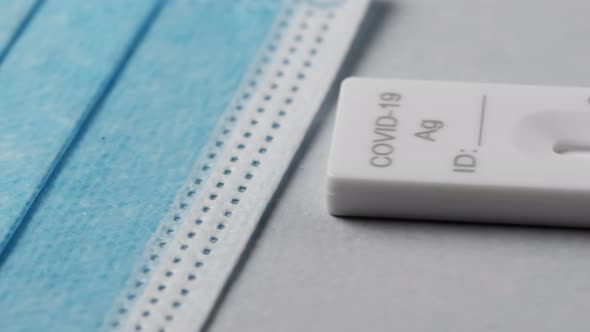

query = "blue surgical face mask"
[0,0,368,331]
[0,1,280,330]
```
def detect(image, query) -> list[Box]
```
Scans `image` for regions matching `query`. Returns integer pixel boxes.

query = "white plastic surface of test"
[327,78,590,226]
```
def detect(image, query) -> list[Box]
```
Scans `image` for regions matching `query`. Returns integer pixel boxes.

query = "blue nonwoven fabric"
[0,0,38,63]
[0,0,159,252]
[0,1,281,331]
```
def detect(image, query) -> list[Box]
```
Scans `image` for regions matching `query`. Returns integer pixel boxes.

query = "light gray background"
[208,1,590,331]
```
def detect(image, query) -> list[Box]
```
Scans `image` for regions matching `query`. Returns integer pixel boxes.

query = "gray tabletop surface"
[208,0,590,331]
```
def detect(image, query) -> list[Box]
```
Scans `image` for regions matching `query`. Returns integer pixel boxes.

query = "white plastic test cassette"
[327,78,590,226]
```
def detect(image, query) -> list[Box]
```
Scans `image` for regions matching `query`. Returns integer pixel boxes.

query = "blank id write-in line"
[478,94,487,147]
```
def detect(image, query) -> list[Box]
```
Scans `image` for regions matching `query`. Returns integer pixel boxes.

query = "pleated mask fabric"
[0,1,280,331]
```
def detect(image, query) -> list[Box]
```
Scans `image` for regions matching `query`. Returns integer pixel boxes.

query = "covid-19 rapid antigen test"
[328,78,590,227]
